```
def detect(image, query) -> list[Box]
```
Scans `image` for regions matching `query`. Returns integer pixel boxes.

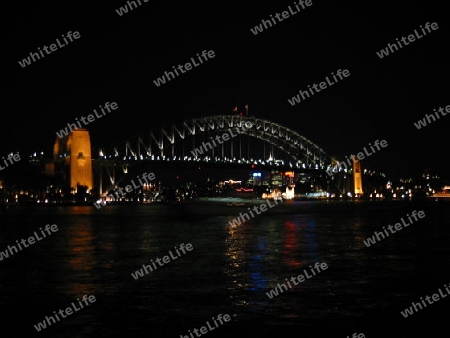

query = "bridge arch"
[96,115,333,169]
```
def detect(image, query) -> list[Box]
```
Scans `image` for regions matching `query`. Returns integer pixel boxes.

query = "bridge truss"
[96,115,333,170]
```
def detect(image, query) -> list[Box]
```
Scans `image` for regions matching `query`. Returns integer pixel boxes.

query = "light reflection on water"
[224,211,328,323]
[66,223,96,298]
[1,201,450,336]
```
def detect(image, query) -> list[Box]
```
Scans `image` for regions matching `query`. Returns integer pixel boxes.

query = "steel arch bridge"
[95,115,333,170]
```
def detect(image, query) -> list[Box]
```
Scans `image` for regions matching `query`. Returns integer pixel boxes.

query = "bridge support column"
[353,160,363,196]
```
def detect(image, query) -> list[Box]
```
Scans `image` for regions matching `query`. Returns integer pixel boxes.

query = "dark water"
[1,199,450,337]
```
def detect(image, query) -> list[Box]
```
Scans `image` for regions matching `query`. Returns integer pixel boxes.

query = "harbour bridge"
[95,115,332,167]
[54,115,358,196]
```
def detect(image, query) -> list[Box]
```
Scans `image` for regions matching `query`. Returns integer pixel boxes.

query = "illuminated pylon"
[353,160,363,196]
[68,129,93,191]
[54,128,93,191]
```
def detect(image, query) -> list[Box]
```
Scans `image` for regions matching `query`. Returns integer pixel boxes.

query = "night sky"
[7,1,449,180]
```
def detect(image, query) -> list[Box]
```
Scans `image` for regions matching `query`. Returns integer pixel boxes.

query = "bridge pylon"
[353,160,363,196]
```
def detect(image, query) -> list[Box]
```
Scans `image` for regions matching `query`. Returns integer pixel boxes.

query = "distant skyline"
[6,1,449,180]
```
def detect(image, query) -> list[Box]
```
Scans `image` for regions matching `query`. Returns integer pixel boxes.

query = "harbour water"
[1,199,449,337]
